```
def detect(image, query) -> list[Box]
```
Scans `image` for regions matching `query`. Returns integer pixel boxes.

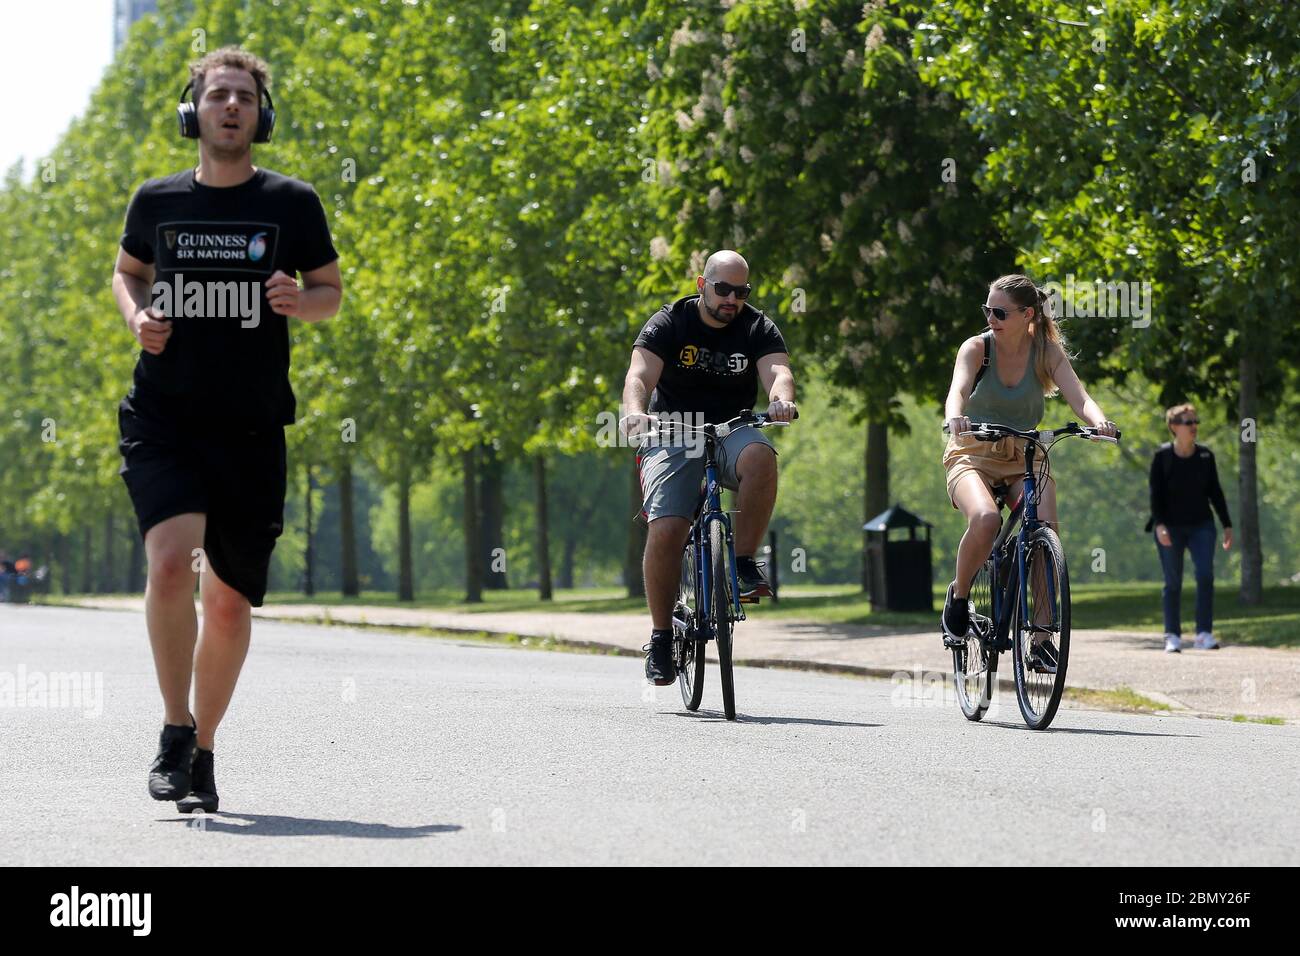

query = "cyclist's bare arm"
[944,335,983,430]
[757,352,797,420]
[113,247,172,355]
[621,346,663,435]
[1046,341,1115,435]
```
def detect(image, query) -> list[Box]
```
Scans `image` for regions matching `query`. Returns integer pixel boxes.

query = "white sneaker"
[1194,632,1220,650]
[1164,634,1182,653]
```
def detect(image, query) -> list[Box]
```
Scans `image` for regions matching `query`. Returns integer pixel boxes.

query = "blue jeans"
[1155,519,1216,636]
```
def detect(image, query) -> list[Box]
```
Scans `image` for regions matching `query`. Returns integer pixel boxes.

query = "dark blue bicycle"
[635,408,794,720]
[943,420,1119,729]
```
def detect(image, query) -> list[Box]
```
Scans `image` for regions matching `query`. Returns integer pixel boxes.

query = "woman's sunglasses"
[710,280,752,300]
[981,304,1029,322]
[1172,418,1200,426]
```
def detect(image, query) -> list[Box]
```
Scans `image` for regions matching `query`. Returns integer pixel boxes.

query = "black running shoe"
[643,632,675,685]
[1028,638,1059,674]
[941,583,972,649]
[735,556,772,597]
[177,747,219,814]
[148,721,197,801]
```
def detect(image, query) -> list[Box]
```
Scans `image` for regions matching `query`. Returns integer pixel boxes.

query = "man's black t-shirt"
[119,167,338,431]
[633,294,788,425]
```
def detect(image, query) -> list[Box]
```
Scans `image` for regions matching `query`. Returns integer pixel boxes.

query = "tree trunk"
[479,445,508,589]
[100,512,115,593]
[397,463,414,602]
[863,420,890,592]
[558,533,576,590]
[59,532,72,595]
[624,458,647,598]
[80,524,94,594]
[338,458,360,597]
[463,448,483,603]
[1238,351,1263,605]
[303,463,315,597]
[534,456,553,600]
[128,525,144,593]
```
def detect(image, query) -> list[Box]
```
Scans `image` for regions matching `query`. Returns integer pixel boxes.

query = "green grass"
[1063,685,1168,712]
[1068,582,1300,647]
[1229,714,1286,726]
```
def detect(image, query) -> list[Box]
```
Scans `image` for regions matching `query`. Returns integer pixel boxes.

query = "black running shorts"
[118,401,287,607]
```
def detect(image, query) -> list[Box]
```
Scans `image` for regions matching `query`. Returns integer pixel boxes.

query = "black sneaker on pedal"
[941,583,972,649]
[735,556,772,597]
[1028,638,1059,674]
[177,747,219,814]
[643,631,676,685]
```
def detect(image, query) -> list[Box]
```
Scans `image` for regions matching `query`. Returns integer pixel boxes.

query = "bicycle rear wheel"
[710,521,737,720]
[1013,527,1071,730]
[952,558,998,721]
[676,536,706,711]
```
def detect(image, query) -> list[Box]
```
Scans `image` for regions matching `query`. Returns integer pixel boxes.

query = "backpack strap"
[1159,442,1175,482]
[971,330,994,390]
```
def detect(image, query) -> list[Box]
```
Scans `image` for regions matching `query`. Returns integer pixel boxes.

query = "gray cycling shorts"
[637,425,776,522]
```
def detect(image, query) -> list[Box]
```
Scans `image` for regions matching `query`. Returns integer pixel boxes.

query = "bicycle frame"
[687,426,745,642]
[982,435,1059,652]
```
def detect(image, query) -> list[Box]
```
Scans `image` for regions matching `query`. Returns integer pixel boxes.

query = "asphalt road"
[2,604,1296,865]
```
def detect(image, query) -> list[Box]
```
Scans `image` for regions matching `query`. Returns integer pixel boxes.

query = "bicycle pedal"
[738,595,760,604]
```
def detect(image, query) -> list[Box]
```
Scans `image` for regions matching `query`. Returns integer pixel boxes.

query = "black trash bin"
[863,504,933,612]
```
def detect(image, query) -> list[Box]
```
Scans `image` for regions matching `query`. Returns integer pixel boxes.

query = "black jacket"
[1145,442,1232,533]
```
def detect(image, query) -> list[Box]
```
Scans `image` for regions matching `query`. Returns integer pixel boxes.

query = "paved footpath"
[59,596,1300,722]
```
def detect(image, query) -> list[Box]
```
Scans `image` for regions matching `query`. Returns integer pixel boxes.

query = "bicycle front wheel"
[1013,527,1071,730]
[710,521,737,720]
[676,536,706,711]
[953,558,998,721]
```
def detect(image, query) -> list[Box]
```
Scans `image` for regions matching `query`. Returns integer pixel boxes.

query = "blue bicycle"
[636,409,794,720]
[943,420,1120,729]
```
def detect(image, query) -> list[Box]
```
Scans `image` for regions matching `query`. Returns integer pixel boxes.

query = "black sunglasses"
[1172,418,1200,426]
[981,304,1029,322]
[710,280,751,300]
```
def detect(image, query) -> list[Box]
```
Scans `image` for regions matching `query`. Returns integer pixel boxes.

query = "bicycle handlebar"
[627,407,799,447]
[941,420,1121,444]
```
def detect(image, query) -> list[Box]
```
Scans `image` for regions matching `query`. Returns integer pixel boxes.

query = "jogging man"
[112,48,341,812]
[621,250,797,685]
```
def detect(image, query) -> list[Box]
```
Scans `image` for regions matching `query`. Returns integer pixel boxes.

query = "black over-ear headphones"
[177,78,276,144]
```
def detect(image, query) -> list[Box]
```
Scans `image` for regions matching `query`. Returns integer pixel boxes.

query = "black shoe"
[177,747,219,814]
[735,556,772,597]
[643,632,676,686]
[147,721,197,801]
[941,584,972,649]
[1028,639,1059,674]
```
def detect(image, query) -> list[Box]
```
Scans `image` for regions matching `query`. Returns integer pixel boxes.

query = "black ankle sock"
[651,628,672,641]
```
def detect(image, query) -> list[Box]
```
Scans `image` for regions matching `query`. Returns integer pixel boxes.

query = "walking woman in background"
[1145,403,1233,652]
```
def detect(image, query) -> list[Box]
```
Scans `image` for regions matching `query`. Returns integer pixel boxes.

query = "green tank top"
[965,337,1044,431]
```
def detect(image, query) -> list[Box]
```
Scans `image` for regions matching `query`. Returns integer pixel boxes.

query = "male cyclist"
[620,250,797,685]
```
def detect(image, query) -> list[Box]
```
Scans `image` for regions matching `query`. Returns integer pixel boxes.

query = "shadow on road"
[669,710,881,728]
[157,814,462,838]
[981,721,1200,739]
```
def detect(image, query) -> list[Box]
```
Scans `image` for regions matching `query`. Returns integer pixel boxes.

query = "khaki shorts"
[942,432,1054,509]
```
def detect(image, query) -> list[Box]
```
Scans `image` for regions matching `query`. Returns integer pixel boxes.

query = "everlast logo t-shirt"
[633,294,789,425]
[119,167,338,430]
